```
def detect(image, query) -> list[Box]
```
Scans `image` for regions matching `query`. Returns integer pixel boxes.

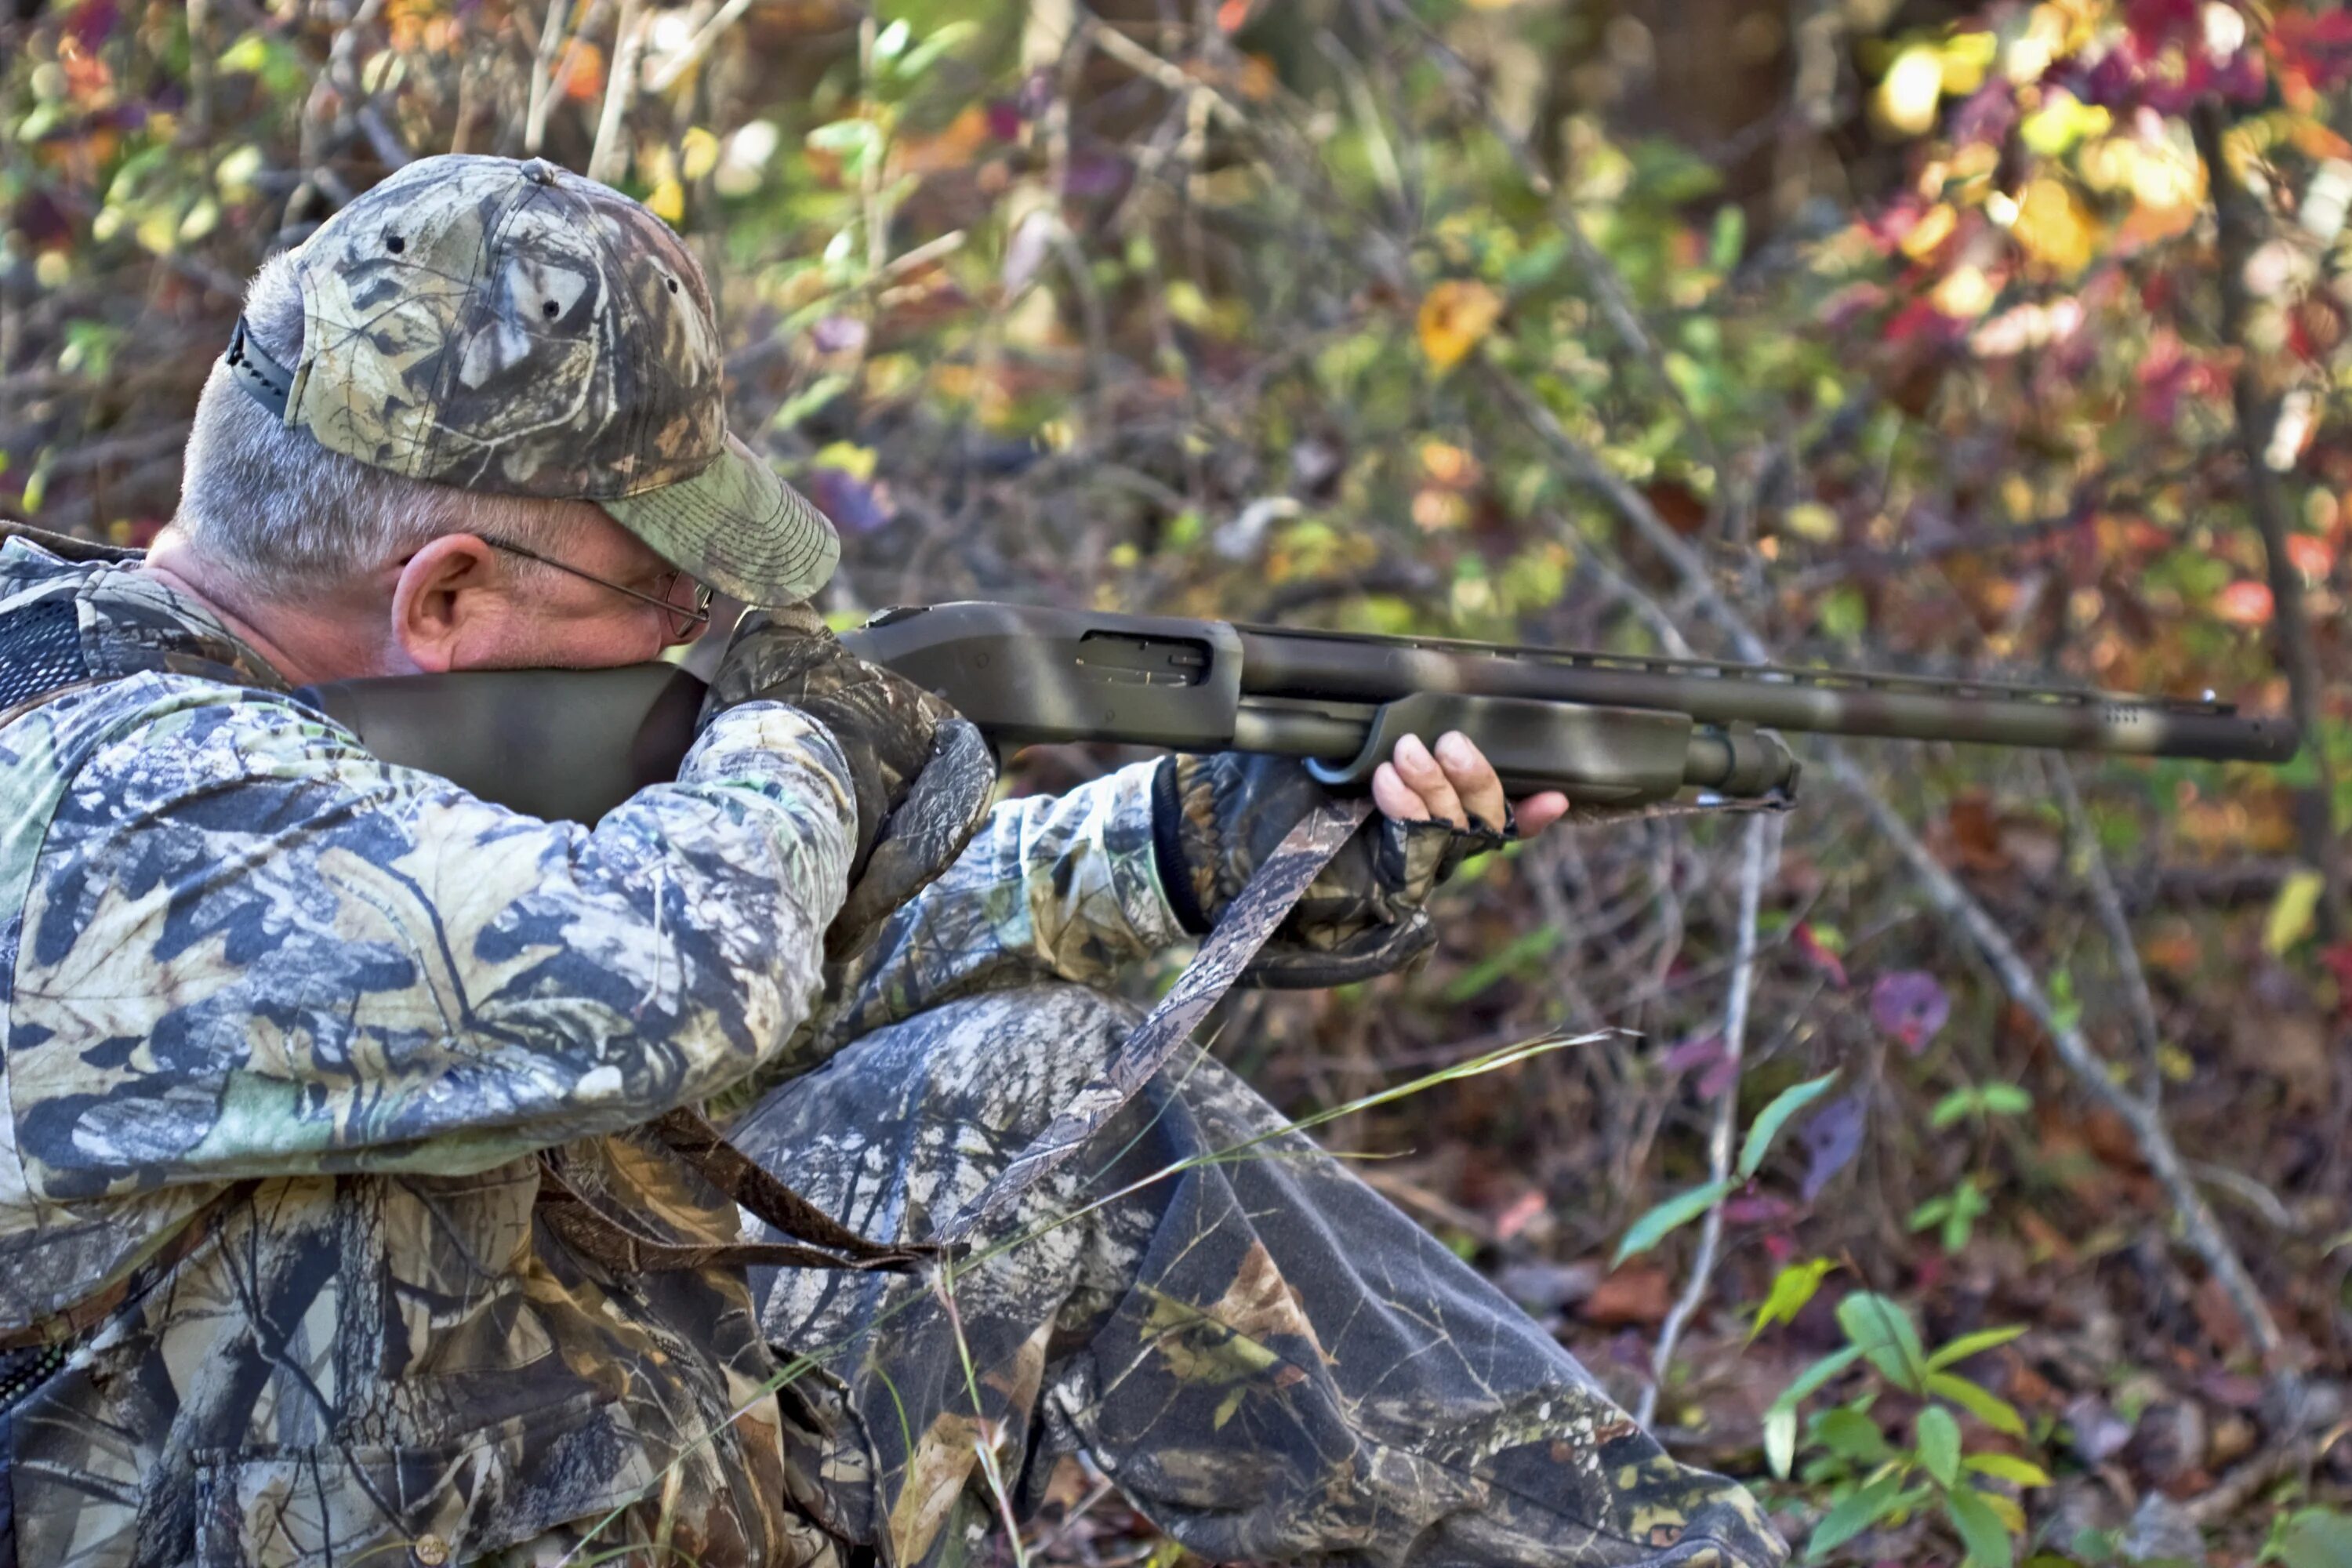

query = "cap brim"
[599,433,840,606]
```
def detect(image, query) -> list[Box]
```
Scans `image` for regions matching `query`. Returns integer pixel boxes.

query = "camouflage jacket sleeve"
[9,684,857,1199]
[817,760,1183,1048]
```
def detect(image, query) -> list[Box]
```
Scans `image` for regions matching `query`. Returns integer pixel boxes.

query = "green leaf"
[1947,1487,2017,1568]
[1965,1453,2052,1486]
[1807,1474,1905,1559]
[769,372,852,433]
[1708,205,1746,271]
[1917,1405,1962,1487]
[1443,924,1563,1002]
[1613,1179,1730,1264]
[806,119,881,155]
[1769,1345,1864,1421]
[1751,1258,1835,1340]
[1765,1403,1798,1479]
[1931,1087,1978,1129]
[1740,1071,1841,1178]
[1928,1325,2027,1370]
[2278,1508,2352,1568]
[1927,1371,2027,1436]
[1978,1083,2033,1116]
[1837,1292,1927,1389]
[1813,1406,1894,1465]
[893,21,980,81]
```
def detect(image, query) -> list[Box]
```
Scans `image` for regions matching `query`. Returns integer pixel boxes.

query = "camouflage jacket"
[0,538,1181,1568]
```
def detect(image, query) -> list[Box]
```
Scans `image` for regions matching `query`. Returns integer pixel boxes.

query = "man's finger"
[1371,760,1426,822]
[1515,791,1570,837]
[1390,733,1466,826]
[1434,731,1509,830]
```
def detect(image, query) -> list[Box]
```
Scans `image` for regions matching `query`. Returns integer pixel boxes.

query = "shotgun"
[290,601,2300,825]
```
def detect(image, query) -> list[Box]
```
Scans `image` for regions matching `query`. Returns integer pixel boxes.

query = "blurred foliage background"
[6,0,2352,1561]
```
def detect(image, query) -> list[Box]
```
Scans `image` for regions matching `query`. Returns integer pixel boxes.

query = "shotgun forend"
[292,600,2300,826]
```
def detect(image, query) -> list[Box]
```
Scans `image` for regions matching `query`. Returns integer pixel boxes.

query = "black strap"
[223,315,295,419]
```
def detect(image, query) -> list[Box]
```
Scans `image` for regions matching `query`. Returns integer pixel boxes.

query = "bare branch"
[1638,812,1772,1430]
[586,0,648,185]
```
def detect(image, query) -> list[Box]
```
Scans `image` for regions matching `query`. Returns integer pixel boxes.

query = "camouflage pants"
[734,985,1786,1568]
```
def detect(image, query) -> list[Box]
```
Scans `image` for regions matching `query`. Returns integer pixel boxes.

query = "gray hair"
[172,250,577,592]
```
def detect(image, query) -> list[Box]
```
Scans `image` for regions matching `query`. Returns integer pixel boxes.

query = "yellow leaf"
[1875,45,1944,137]
[1780,502,1840,543]
[1933,263,1997,319]
[681,126,721,183]
[2020,90,2109,157]
[135,208,178,256]
[812,441,877,481]
[2265,869,2325,955]
[1938,32,1998,96]
[1900,203,1958,260]
[1981,1492,2028,1533]
[2012,177,2098,275]
[647,177,686,225]
[1417,280,1504,374]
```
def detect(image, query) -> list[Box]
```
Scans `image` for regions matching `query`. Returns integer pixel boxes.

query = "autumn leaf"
[2215,579,2274,625]
[2266,870,2325,956]
[561,41,606,103]
[1417,281,1504,374]
[2012,177,2099,276]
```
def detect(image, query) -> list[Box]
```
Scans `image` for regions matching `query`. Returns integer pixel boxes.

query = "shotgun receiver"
[292,601,2302,826]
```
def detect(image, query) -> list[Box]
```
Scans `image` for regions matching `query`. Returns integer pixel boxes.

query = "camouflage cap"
[240,153,836,605]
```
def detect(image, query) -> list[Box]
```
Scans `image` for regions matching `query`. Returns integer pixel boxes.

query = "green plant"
[1614,1071,1841,1265]
[1909,1176,1991,1254]
[1765,1294,2048,1566]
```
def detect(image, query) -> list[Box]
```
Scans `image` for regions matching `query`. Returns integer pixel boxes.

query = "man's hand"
[701,605,996,959]
[1371,731,1572,837]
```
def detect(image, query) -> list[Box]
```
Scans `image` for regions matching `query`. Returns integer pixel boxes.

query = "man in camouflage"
[0,154,1785,1567]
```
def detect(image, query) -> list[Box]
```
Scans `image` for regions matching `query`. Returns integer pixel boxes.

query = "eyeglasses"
[479,535,714,644]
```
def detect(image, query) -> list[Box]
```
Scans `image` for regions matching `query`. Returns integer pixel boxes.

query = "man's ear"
[390,534,505,673]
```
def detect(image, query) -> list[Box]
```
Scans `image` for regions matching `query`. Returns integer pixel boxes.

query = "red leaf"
[2272,8,2352,91]
[1793,924,1849,989]
[2124,0,2201,49]
[2214,579,2274,626]
[2287,533,2335,579]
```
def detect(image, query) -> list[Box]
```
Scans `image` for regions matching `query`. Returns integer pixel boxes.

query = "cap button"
[519,158,561,187]
[410,1534,449,1566]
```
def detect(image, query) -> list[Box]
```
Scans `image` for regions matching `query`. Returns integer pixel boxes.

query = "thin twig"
[2052,758,2165,1097]
[1084,16,1249,131]
[644,0,762,95]
[586,0,648,184]
[524,0,575,154]
[1639,812,1770,1430]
